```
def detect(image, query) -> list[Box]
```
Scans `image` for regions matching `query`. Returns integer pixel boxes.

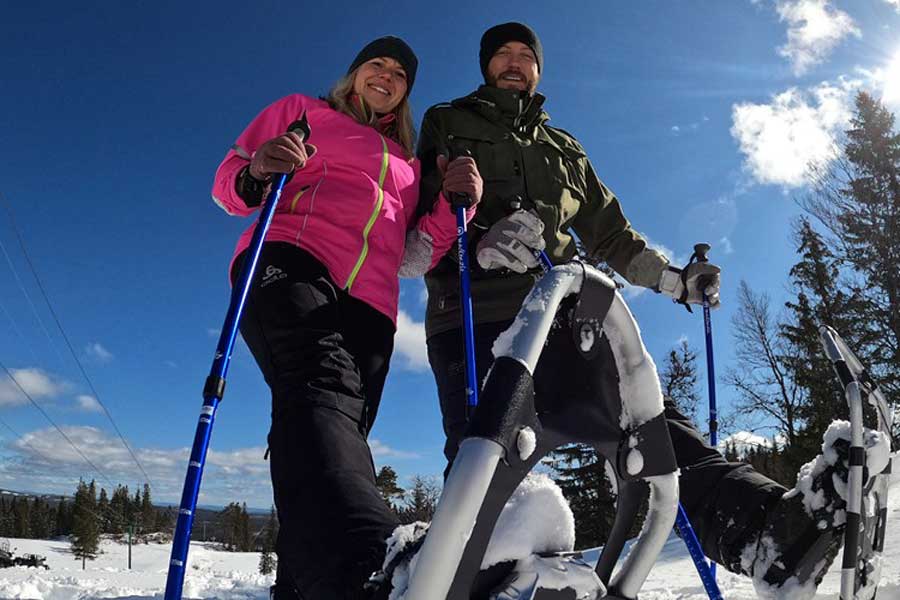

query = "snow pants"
[235,243,399,599]
[427,315,787,573]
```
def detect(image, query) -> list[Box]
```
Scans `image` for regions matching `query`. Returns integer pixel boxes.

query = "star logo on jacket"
[260,264,287,288]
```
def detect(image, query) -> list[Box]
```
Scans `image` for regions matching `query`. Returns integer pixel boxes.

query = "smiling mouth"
[499,72,526,84]
[368,83,391,97]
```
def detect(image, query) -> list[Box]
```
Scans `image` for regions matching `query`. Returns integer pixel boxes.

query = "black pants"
[427,318,786,572]
[235,243,400,599]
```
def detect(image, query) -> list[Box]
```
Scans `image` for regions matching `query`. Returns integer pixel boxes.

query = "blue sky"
[1,1,899,508]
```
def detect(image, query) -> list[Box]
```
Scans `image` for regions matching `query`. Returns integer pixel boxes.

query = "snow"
[516,427,537,461]
[1,469,898,599]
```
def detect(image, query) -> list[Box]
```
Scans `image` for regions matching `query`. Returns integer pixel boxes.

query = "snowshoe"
[392,264,681,600]
[819,326,895,600]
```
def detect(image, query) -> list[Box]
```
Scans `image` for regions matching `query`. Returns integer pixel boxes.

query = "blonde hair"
[326,71,417,159]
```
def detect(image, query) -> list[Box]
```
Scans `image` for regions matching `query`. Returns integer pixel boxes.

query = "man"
[415,22,852,597]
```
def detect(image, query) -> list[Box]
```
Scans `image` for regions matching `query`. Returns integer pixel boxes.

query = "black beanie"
[479,22,543,80]
[347,36,418,94]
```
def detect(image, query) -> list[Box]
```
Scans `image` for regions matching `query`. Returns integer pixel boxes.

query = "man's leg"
[664,399,785,571]
[426,321,510,466]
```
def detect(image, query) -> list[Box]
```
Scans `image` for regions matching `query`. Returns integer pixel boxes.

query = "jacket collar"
[452,85,549,133]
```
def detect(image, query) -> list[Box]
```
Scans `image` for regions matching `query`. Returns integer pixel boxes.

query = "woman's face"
[352,56,408,114]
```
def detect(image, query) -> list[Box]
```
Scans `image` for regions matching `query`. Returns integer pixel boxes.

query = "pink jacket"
[212,94,467,324]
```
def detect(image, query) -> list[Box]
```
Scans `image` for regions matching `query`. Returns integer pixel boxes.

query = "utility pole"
[127,523,133,569]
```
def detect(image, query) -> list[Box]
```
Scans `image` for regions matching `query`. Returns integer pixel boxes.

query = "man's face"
[486,41,539,94]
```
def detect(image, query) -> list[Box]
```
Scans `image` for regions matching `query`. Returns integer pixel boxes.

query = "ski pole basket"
[405,263,680,600]
[819,326,896,600]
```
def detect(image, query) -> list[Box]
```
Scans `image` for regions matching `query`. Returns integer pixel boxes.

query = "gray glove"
[476,210,546,273]
[659,262,721,308]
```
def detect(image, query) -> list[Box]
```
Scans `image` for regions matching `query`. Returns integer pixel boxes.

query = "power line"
[0,195,155,490]
[0,360,115,488]
[0,414,59,466]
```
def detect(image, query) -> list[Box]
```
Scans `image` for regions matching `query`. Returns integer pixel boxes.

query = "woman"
[211,36,482,599]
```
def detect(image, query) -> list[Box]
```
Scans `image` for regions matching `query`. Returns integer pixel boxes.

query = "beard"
[488,70,537,95]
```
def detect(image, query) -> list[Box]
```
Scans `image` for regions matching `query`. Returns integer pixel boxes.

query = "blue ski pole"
[693,242,719,579]
[668,242,723,599]
[164,115,310,600]
[452,195,479,414]
[675,504,724,600]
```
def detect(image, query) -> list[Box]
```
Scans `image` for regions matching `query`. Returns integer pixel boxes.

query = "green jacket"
[418,85,666,339]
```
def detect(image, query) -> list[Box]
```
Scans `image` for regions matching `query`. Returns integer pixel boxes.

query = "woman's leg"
[237,243,398,599]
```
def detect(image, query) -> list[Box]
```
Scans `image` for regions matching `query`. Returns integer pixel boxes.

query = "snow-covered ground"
[1,472,898,599]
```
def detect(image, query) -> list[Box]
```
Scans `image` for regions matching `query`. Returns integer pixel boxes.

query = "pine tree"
[0,498,10,537]
[108,485,128,535]
[12,497,30,538]
[141,484,155,534]
[132,489,143,533]
[98,488,110,534]
[781,217,875,467]
[547,444,618,548]
[238,503,252,552]
[71,480,100,568]
[374,465,405,512]
[398,476,440,524]
[258,506,278,575]
[804,92,900,411]
[29,497,50,539]
[55,498,72,536]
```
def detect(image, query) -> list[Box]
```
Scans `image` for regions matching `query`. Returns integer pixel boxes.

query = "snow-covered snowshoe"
[820,326,895,600]
[748,422,887,599]
[394,263,681,600]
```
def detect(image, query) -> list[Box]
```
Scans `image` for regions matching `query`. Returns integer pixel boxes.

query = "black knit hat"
[479,22,543,80]
[347,36,418,94]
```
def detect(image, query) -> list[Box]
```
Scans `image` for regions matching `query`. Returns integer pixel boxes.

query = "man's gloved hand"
[476,210,545,273]
[250,132,316,180]
[658,261,721,308]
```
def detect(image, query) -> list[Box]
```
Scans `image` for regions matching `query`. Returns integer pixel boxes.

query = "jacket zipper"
[345,134,389,290]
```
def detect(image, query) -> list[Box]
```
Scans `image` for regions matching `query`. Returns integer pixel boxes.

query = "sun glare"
[882,49,900,106]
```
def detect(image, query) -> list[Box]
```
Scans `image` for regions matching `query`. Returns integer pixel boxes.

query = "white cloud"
[857,52,900,112]
[731,79,859,187]
[393,310,428,372]
[75,394,102,413]
[3,425,274,507]
[85,342,113,363]
[884,0,900,12]
[0,368,66,407]
[775,0,860,75]
[369,439,420,460]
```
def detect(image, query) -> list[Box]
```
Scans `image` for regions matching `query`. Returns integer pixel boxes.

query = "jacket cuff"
[235,165,271,208]
[624,248,670,290]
